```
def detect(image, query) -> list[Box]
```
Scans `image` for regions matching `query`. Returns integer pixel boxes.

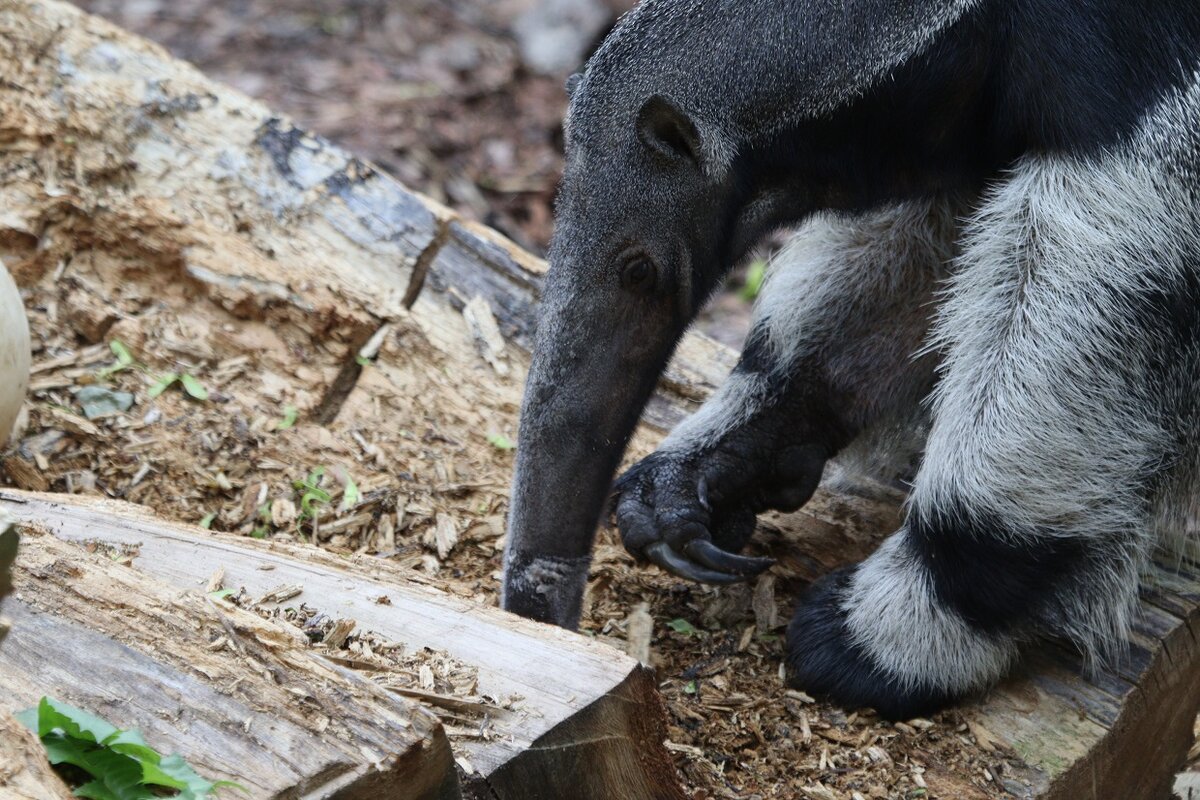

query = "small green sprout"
[293,467,332,520]
[340,474,360,511]
[487,433,515,451]
[739,259,767,301]
[277,405,298,430]
[97,339,136,379]
[667,618,699,636]
[148,372,208,401]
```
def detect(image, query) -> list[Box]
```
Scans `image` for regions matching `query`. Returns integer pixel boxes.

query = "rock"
[75,385,135,419]
[512,0,610,75]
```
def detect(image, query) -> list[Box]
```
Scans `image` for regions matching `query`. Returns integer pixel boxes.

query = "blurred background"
[73,0,762,348]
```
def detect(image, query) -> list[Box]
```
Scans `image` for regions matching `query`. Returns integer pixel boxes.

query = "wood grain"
[1,489,683,800]
[0,528,459,799]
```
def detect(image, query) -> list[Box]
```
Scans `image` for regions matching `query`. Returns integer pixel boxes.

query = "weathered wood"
[0,489,683,800]
[0,710,72,800]
[0,0,1198,796]
[0,527,460,800]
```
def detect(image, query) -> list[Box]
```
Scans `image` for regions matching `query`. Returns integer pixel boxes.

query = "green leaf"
[487,433,515,451]
[35,696,119,743]
[340,474,359,511]
[77,747,152,800]
[14,705,37,732]
[98,340,137,379]
[104,729,160,766]
[294,467,331,519]
[250,526,268,540]
[208,588,234,601]
[354,354,371,367]
[666,618,698,636]
[154,753,228,797]
[21,697,242,798]
[73,780,122,800]
[40,731,95,771]
[198,512,216,530]
[180,374,208,401]
[109,340,134,367]
[739,259,767,301]
[277,404,298,430]
[147,373,178,398]
[683,680,697,694]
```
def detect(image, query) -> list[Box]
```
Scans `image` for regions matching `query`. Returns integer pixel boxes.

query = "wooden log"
[0,526,460,800]
[0,711,72,800]
[0,489,683,800]
[0,0,1197,796]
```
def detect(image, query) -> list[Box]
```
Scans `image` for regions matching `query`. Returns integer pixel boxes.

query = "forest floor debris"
[5,235,1017,800]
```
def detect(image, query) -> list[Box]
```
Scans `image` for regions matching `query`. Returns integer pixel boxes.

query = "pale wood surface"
[0,527,460,800]
[0,489,683,800]
[0,711,73,800]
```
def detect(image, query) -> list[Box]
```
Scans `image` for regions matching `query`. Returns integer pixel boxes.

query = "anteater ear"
[565,72,584,98]
[636,95,705,167]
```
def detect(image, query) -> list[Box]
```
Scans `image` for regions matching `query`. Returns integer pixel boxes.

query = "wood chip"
[752,573,779,632]
[322,618,356,649]
[46,407,101,438]
[462,295,509,376]
[424,513,459,560]
[255,584,303,605]
[624,602,653,665]
[204,567,225,593]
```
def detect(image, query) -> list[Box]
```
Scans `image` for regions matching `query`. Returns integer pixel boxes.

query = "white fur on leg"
[661,199,963,469]
[908,72,1200,666]
[843,533,1019,695]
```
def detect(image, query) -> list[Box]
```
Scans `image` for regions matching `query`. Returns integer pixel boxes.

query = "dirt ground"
[8,225,1015,800]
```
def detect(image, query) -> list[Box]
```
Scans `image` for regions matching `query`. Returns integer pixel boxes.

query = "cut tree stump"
[0,711,72,800]
[0,527,460,800]
[0,0,1198,797]
[1,490,683,800]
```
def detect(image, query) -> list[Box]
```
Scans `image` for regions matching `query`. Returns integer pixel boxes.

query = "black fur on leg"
[907,501,1086,634]
[785,568,956,721]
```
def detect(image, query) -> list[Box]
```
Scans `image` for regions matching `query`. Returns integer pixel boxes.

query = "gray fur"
[503,0,1200,716]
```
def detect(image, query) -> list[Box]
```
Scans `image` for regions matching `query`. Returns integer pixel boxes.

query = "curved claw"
[683,539,774,577]
[645,542,746,585]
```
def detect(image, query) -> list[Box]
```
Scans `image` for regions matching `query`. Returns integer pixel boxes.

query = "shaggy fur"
[502,0,1200,718]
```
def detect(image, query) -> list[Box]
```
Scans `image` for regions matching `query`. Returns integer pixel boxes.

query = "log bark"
[0,711,72,800]
[0,526,460,800]
[0,0,1197,797]
[1,489,682,800]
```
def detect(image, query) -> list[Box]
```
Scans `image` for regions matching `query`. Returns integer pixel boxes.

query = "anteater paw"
[785,568,957,721]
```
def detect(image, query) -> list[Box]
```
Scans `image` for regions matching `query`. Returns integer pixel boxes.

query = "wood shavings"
[624,602,653,665]
[461,294,509,376]
[424,512,459,560]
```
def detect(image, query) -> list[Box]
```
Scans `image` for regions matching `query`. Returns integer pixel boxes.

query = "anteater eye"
[620,257,657,294]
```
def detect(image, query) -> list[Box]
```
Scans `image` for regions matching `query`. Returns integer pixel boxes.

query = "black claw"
[683,539,773,577]
[644,542,744,585]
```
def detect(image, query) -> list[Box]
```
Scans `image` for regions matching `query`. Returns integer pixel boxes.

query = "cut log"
[0,711,72,800]
[0,0,1197,797]
[0,527,460,800]
[1,489,682,800]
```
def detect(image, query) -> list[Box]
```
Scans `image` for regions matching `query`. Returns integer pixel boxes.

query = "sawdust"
[5,232,1014,800]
